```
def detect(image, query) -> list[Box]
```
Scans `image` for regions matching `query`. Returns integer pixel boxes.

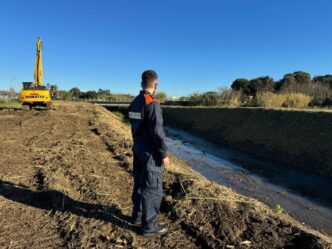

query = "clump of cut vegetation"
[111,111,125,120]
[275,204,285,214]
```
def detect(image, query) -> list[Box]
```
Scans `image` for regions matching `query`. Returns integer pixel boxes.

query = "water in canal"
[164,127,332,235]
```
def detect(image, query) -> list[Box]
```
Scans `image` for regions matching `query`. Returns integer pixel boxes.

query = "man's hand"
[162,157,170,166]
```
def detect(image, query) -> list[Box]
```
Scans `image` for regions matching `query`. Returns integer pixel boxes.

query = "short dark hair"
[141,70,158,88]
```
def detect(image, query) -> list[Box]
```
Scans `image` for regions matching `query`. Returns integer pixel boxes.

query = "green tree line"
[181,71,332,108]
[51,87,134,102]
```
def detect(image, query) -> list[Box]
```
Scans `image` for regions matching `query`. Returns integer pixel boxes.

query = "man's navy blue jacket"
[128,90,167,172]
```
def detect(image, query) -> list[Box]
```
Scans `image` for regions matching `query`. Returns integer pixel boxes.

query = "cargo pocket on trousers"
[146,171,159,190]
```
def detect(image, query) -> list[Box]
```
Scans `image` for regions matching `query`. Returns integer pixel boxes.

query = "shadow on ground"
[0,179,139,233]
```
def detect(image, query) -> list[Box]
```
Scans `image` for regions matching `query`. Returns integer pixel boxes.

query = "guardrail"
[88,100,131,107]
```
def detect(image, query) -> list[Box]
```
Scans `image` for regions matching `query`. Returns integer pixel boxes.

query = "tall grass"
[283,93,312,108]
[255,92,285,108]
[256,92,312,108]
[187,90,242,107]
[217,90,242,107]
[280,82,332,106]
[182,89,315,109]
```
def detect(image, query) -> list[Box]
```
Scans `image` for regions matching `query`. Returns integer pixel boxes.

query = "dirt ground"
[0,101,331,249]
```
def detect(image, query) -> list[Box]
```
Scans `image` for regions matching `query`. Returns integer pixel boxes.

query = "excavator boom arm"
[33,37,43,87]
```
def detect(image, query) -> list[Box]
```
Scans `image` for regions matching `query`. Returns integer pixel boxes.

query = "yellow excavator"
[21,37,51,110]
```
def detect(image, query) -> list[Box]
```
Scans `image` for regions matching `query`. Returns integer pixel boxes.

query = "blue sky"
[0,0,331,96]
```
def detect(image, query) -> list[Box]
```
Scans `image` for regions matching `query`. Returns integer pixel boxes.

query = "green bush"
[200,92,219,106]
[187,90,241,107]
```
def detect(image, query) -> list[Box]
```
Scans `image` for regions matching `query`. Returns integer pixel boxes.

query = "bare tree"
[8,87,16,98]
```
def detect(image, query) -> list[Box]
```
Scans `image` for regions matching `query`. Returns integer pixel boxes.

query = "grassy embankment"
[0,101,21,108]
[162,106,332,178]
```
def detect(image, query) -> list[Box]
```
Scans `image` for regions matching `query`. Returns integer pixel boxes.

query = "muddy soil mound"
[0,102,331,248]
[162,172,326,248]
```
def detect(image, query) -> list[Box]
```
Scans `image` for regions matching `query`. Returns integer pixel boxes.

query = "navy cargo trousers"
[132,147,163,232]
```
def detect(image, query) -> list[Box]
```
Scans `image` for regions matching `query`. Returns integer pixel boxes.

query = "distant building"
[167,96,178,101]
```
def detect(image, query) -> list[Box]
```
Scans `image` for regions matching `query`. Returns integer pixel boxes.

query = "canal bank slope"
[163,107,332,178]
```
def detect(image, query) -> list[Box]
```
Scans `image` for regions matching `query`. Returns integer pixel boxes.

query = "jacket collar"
[140,89,154,96]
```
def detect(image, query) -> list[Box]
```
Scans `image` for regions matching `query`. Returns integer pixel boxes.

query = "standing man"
[128,70,169,236]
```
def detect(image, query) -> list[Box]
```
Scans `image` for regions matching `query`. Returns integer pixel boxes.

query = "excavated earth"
[0,101,331,249]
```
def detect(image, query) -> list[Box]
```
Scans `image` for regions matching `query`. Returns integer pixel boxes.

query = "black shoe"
[131,213,142,225]
[142,224,168,237]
